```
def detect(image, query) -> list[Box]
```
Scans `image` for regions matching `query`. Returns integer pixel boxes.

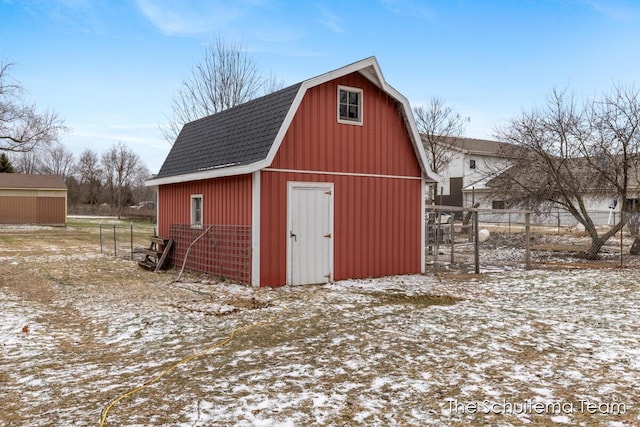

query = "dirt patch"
[531,244,589,252]
[364,290,462,307]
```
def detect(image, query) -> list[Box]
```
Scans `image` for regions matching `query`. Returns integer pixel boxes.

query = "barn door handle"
[290,231,297,241]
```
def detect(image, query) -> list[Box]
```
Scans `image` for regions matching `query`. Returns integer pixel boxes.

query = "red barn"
[146,57,439,286]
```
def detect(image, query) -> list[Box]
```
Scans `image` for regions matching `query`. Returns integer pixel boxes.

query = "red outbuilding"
[146,57,439,286]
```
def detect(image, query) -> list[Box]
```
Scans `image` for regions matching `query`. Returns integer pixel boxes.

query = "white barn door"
[287,182,334,285]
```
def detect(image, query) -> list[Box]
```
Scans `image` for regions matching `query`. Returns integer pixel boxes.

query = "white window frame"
[337,85,363,125]
[191,194,203,228]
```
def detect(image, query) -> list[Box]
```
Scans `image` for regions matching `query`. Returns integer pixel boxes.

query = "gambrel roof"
[153,83,301,180]
[147,57,439,186]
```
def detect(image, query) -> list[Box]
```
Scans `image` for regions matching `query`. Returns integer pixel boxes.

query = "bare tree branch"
[101,142,144,219]
[491,85,640,259]
[413,97,469,197]
[0,62,68,152]
[160,36,281,144]
[40,144,75,177]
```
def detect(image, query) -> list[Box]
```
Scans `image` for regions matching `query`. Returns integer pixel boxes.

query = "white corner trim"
[251,171,261,287]
[421,178,427,274]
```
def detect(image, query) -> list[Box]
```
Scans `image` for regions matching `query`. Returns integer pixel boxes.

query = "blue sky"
[2,0,639,173]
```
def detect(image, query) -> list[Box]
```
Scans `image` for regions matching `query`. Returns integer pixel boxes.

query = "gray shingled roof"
[444,136,527,157]
[155,83,302,179]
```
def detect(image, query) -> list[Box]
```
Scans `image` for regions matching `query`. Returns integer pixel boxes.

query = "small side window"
[191,195,203,228]
[338,86,363,125]
[492,200,505,210]
[469,159,476,169]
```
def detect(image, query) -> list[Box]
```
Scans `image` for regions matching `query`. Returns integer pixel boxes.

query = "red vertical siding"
[270,73,422,178]
[259,72,424,286]
[157,174,252,237]
[260,172,422,287]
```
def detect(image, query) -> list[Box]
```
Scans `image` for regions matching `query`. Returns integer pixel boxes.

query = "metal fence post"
[525,212,531,270]
[113,224,117,257]
[450,213,454,265]
[620,213,624,268]
[473,210,480,274]
[434,211,440,272]
[130,222,134,260]
[99,223,103,254]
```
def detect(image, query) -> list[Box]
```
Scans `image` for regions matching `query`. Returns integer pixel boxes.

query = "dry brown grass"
[1,223,639,426]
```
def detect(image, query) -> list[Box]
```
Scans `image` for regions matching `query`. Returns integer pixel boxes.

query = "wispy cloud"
[316,4,344,33]
[581,0,638,21]
[134,0,262,36]
[22,0,108,34]
[254,27,305,44]
[379,0,435,21]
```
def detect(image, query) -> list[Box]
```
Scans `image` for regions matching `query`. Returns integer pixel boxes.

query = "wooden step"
[143,248,163,258]
[155,239,173,272]
[137,260,156,270]
[150,236,170,246]
[138,236,174,272]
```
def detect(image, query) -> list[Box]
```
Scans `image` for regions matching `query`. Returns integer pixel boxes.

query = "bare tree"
[263,72,286,95]
[14,149,41,174]
[130,162,154,206]
[161,36,265,144]
[0,62,67,152]
[413,97,469,198]
[40,144,75,177]
[492,85,640,259]
[101,142,144,219]
[77,148,102,205]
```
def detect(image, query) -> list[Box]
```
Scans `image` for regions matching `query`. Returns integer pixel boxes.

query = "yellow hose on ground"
[98,307,284,427]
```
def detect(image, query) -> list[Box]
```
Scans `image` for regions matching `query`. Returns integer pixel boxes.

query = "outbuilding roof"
[0,173,66,190]
[154,83,301,180]
[147,57,439,187]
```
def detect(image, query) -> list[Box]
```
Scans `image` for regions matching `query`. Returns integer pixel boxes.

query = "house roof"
[0,173,66,190]
[147,57,439,186]
[481,156,640,194]
[427,136,527,158]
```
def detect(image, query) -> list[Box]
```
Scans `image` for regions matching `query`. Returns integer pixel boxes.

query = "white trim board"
[263,168,422,181]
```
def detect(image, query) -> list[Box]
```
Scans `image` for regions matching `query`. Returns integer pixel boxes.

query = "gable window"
[469,159,476,169]
[338,86,363,125]
[191,194,203,228]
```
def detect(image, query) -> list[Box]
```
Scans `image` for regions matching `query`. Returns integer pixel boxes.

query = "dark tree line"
[3,142,153,218]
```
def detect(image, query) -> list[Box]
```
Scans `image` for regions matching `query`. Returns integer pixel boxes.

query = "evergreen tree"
[0,153,15,173]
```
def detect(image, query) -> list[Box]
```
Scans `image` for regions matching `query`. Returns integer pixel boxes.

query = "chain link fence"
[426,206,638,272]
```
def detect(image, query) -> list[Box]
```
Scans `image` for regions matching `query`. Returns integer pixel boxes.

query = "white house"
[423,136,524,208]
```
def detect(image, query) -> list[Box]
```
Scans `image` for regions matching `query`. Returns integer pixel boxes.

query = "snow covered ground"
[1,227,640,426]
